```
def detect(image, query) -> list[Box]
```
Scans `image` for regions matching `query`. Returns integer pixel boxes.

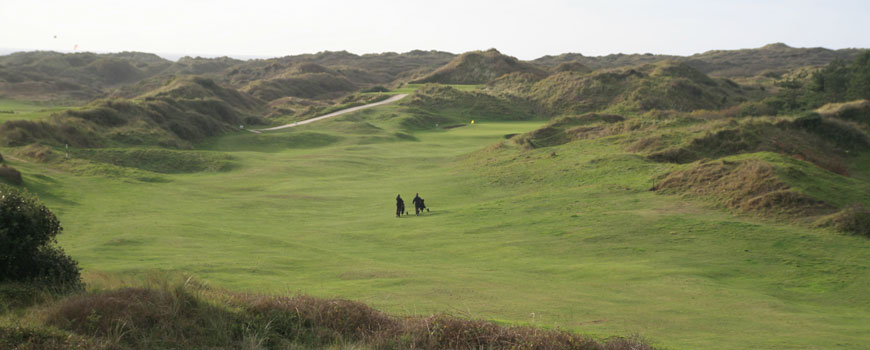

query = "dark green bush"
[0,184,81,288]
[0,165,22,185]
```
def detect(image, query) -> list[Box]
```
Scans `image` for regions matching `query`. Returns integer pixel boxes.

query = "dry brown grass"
[26,279,655,350]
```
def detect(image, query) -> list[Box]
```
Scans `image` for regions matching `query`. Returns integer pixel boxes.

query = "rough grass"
[0,278,652,350]
[653,157,834,218]
[816,204,870,237]
[0,326,103,350]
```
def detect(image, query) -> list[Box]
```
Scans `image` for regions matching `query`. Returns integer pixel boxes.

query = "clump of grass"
[12,144,60,163]
[816,204,870,237]
[394,314,610,350]
[234,293,399,348]
[45,286,237,349]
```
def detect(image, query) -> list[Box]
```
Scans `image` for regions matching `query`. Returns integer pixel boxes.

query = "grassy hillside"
[490,60,753,116]
[685,43,865,77]
[0,77,266,148]
[514,103,870,235]
[0,51,172,101]
[412,49,548,85]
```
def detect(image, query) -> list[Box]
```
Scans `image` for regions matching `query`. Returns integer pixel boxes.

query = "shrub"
[0,184,81,288]
[0,165,23,185]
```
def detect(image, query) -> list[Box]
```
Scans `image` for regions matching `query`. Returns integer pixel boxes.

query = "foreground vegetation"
[2,276,650,350]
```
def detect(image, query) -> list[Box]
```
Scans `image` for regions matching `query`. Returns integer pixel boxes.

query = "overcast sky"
[2,0,869,60]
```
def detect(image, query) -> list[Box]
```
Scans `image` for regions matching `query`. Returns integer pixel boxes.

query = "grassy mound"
[244,72,357,101]
[648,113,870,175]
[412,49,548,85]
[515,113,625,148]
[653,157,834,217]
[817,204,870,237]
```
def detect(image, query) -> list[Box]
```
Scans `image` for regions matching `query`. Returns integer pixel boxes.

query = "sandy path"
[250,94,409,133]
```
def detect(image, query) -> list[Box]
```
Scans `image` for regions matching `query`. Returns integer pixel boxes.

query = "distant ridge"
[532,43,865,77]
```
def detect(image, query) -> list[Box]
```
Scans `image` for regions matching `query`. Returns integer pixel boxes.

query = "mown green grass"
[4,105,870,350]
[0,99,73,124]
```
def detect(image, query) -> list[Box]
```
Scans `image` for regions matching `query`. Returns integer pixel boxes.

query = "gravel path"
[250,94,409,133]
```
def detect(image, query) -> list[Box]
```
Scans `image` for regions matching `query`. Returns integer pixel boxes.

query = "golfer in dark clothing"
[412,193,426,215]
[396,194,405,217]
